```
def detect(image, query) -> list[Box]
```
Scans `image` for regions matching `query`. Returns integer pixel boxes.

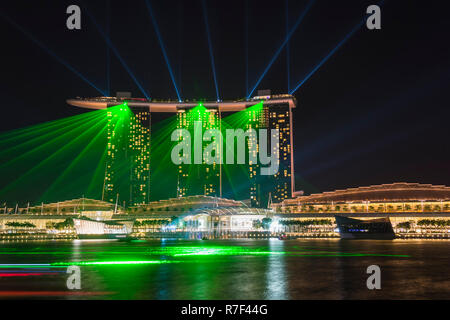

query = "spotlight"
[145,0,182,102]
[83,4,150,99]
[0,12,106,96]
[247,0,316,99]
[202,0,220,102]
[290,0,385,95]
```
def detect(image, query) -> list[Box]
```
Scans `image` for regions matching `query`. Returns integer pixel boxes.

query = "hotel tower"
[67,91,296,207]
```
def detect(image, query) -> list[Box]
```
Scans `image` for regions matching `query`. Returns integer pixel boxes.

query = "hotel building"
[67,92,297,206]
[175,105,221,198]
[103,101,151,206]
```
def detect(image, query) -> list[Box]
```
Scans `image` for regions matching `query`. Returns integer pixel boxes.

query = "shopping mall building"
[1,183,449,239]
[271,182,450,236]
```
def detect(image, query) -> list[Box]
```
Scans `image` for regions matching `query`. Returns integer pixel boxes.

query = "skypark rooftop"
[66,93,297,112]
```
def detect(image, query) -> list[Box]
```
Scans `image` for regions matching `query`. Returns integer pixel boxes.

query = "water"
[0,239,449,299]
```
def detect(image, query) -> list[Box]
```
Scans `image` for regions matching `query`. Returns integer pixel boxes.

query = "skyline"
[0,1,450,304]
[1,0,450,198]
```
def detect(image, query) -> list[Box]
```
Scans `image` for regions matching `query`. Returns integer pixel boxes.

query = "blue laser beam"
[286,0,290,93]
[245,0,249,97]
[301,130,411,177]
[289,20,364,95]
[145,0,182,102]
[177,2,183,98]
[247,0,315,99]
[0,12,106,96]
[295,65,446,167]
[106,0,111,96]
[290,0,385,95]
[83,4,150,99]
[202,0,220,102]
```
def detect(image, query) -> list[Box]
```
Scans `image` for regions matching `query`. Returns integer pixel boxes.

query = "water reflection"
[265,239,287,299]
[0,239,448,299]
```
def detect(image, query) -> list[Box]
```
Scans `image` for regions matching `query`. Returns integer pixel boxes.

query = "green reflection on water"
[0,244,410,266]
[51,260,177,266]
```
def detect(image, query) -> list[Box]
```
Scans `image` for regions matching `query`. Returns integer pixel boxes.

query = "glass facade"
[176,106,221,198]
[246,105,267,207]
[103,106,151,206]
[100,96,295,207]
[268,103,293,204]
[129,106,151,205]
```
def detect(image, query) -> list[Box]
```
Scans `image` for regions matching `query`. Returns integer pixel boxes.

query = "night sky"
[1,0,449,197]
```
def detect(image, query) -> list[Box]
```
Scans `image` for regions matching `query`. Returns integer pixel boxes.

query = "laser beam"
[145,0,182,102]
[0,111,104,168]
[0,12,106,96]
[40,121,108,200]
[247,0,315,99]
[286,0,290,92]
[289,20,365,95]
[245,0,249,97]
[290,0,385,94]
[202,0,220,102]
[106,0,111,96]
[0,114,106,196]
[83,3,150,99]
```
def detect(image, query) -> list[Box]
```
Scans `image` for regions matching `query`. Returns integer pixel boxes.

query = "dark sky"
[1,0,450,196]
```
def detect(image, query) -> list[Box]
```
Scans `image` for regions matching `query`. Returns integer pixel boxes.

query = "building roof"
[278,183,450,204]
[186,207,272,217]
[66,94,297,112]
[130,195,245,210]
[28,198,115,211]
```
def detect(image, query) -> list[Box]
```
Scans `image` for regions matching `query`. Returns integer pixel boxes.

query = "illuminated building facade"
[272,182,450,214]
[246,104,268,207]
[176,105,221,197]
[270,183,450,237]
[128,106,151,205]
[67,93,296,207]
[129,195,244,213]
[244,98,294,207]
[266,102,294,205]
[103,104,150,206]
[103,106,126,204]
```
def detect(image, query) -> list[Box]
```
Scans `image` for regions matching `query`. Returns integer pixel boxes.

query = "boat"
[278,233,296,240]
[74,218,134,240]
[77,233,129,240]
[334,215,395,240]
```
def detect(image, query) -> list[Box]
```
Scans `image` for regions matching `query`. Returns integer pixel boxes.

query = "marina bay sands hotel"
[67,91,297,208]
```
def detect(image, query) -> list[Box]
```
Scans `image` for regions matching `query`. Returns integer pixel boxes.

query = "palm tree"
[397,222,411,230]
[252,220,263,230]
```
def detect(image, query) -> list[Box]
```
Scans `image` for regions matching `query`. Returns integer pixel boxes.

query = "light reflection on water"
[265,239,287,300]
[0,239,449,299]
